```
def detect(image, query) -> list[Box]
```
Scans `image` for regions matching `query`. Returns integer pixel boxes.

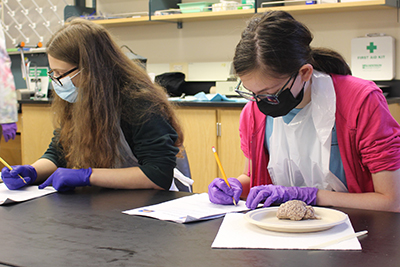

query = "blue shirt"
[265,108,347,188]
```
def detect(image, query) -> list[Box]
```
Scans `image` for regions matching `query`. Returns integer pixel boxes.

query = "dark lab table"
[0,188,399,267]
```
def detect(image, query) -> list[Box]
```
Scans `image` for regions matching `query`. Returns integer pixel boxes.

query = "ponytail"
[310,47,352,75]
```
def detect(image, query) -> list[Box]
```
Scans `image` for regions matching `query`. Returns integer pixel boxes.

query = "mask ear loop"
[70,69,82,79]
[296,82,306,101]
[302,78,311,97]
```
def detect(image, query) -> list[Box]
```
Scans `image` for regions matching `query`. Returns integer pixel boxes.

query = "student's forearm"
[316,190,400,212]
[31,158,57,183]
[317,169,400,212]
[89,167,163,190]
[238,174,251,198]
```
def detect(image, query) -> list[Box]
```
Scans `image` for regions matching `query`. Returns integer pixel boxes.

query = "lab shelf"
[258,0,394,14]
[92,16,152,27]
[90,0,394,27]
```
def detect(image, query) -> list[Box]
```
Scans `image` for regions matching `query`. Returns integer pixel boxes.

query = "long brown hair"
[233,11,351,77]
[46,18,183,168]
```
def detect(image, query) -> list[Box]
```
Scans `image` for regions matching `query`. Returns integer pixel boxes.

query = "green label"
[29,68,48,77]
[362,64,382,69]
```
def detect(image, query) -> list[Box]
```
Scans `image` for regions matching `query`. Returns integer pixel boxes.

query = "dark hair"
[233,11,351,77]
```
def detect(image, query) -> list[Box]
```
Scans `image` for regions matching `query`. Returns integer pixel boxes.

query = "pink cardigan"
[239,74,400,193]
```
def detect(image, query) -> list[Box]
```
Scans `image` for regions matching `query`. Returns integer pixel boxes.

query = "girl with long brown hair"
[2,18,184,191]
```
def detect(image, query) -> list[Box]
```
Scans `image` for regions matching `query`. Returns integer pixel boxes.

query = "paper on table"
[212,213,362,250]
[168,93,248,103]
[122,193,249,223]
[0,183,56,205]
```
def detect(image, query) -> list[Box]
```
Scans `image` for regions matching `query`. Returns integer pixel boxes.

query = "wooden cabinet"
[177,102,400,193]
[175,107,217,193]
[0,114,23,167]
[20,103,55,165]
[0,103,55,168]
[388,103,400,124]
[1,103,55,168]
[3,102,245,194]
[4,100,400,192]
[217,108,246,180]
[175,105,245,193]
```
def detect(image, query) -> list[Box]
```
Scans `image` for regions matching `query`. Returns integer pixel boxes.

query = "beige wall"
[102,8,400,77]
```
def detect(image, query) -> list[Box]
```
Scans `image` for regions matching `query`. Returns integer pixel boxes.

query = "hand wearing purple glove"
[1,165,37,190]
[39,167,92,192]
[1,123,17,142]
[208,177,243,205]
[246,185,318,210]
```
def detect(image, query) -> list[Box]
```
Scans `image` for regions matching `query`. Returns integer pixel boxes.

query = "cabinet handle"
[216,122,221,137]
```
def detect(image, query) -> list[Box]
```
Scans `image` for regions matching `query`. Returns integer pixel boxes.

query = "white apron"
[115,127,193,192]
[267,71,347,192]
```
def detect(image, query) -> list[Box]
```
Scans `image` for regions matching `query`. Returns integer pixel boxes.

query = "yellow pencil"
[212,146,237,206]
[0,157,27,184]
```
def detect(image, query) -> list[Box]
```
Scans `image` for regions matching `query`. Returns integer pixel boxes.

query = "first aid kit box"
[351,35,395,81]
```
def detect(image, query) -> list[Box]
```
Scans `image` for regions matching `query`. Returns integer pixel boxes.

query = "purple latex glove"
[246,185,318,210]
[208,177,243,205]
[39,167,92,192]
[1,123,17,142]
[1,165,37,190]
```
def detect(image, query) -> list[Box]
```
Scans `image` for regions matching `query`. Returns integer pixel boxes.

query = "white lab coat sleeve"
[0,25,18,124]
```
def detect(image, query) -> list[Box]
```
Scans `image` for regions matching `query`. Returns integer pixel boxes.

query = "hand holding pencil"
[208,147,243,205]
[0,159,37,190]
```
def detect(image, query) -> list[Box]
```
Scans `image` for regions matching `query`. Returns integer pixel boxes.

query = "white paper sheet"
[0,183,56,205]
[123,193,248,223]
[212,213,362,250]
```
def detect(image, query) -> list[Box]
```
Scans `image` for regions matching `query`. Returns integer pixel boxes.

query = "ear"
[299,64,313,82]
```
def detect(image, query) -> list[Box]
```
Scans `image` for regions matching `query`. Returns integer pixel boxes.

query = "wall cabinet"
[174,105,245,193]
[93,0,395,28]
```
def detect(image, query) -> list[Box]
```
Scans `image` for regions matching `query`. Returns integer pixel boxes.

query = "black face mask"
[256,83,305,118]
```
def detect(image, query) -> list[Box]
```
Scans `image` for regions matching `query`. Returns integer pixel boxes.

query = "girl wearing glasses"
[208,11,400,212]
[1,19,184,192]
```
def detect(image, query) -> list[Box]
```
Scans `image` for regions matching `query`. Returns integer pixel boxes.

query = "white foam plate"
[245,206,348,233]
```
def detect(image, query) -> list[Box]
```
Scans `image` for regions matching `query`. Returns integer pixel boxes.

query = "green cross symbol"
[367,42,377,53]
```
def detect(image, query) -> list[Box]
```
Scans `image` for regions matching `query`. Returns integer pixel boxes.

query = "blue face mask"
[52,71,81,103]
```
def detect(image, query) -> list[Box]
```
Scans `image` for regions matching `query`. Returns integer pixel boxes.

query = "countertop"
[18,96,400,107]
[18,98,248,108]
[19,99,52,105]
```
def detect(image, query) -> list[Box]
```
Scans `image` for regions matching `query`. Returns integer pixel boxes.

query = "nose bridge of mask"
[265,73,297,99]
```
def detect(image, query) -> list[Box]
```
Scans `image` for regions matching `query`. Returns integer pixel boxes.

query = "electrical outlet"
[173,65,183,71]
[169,62,188,77]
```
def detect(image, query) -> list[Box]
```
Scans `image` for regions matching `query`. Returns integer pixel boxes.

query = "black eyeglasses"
[235,72,298,105]
[48,67,78,86]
